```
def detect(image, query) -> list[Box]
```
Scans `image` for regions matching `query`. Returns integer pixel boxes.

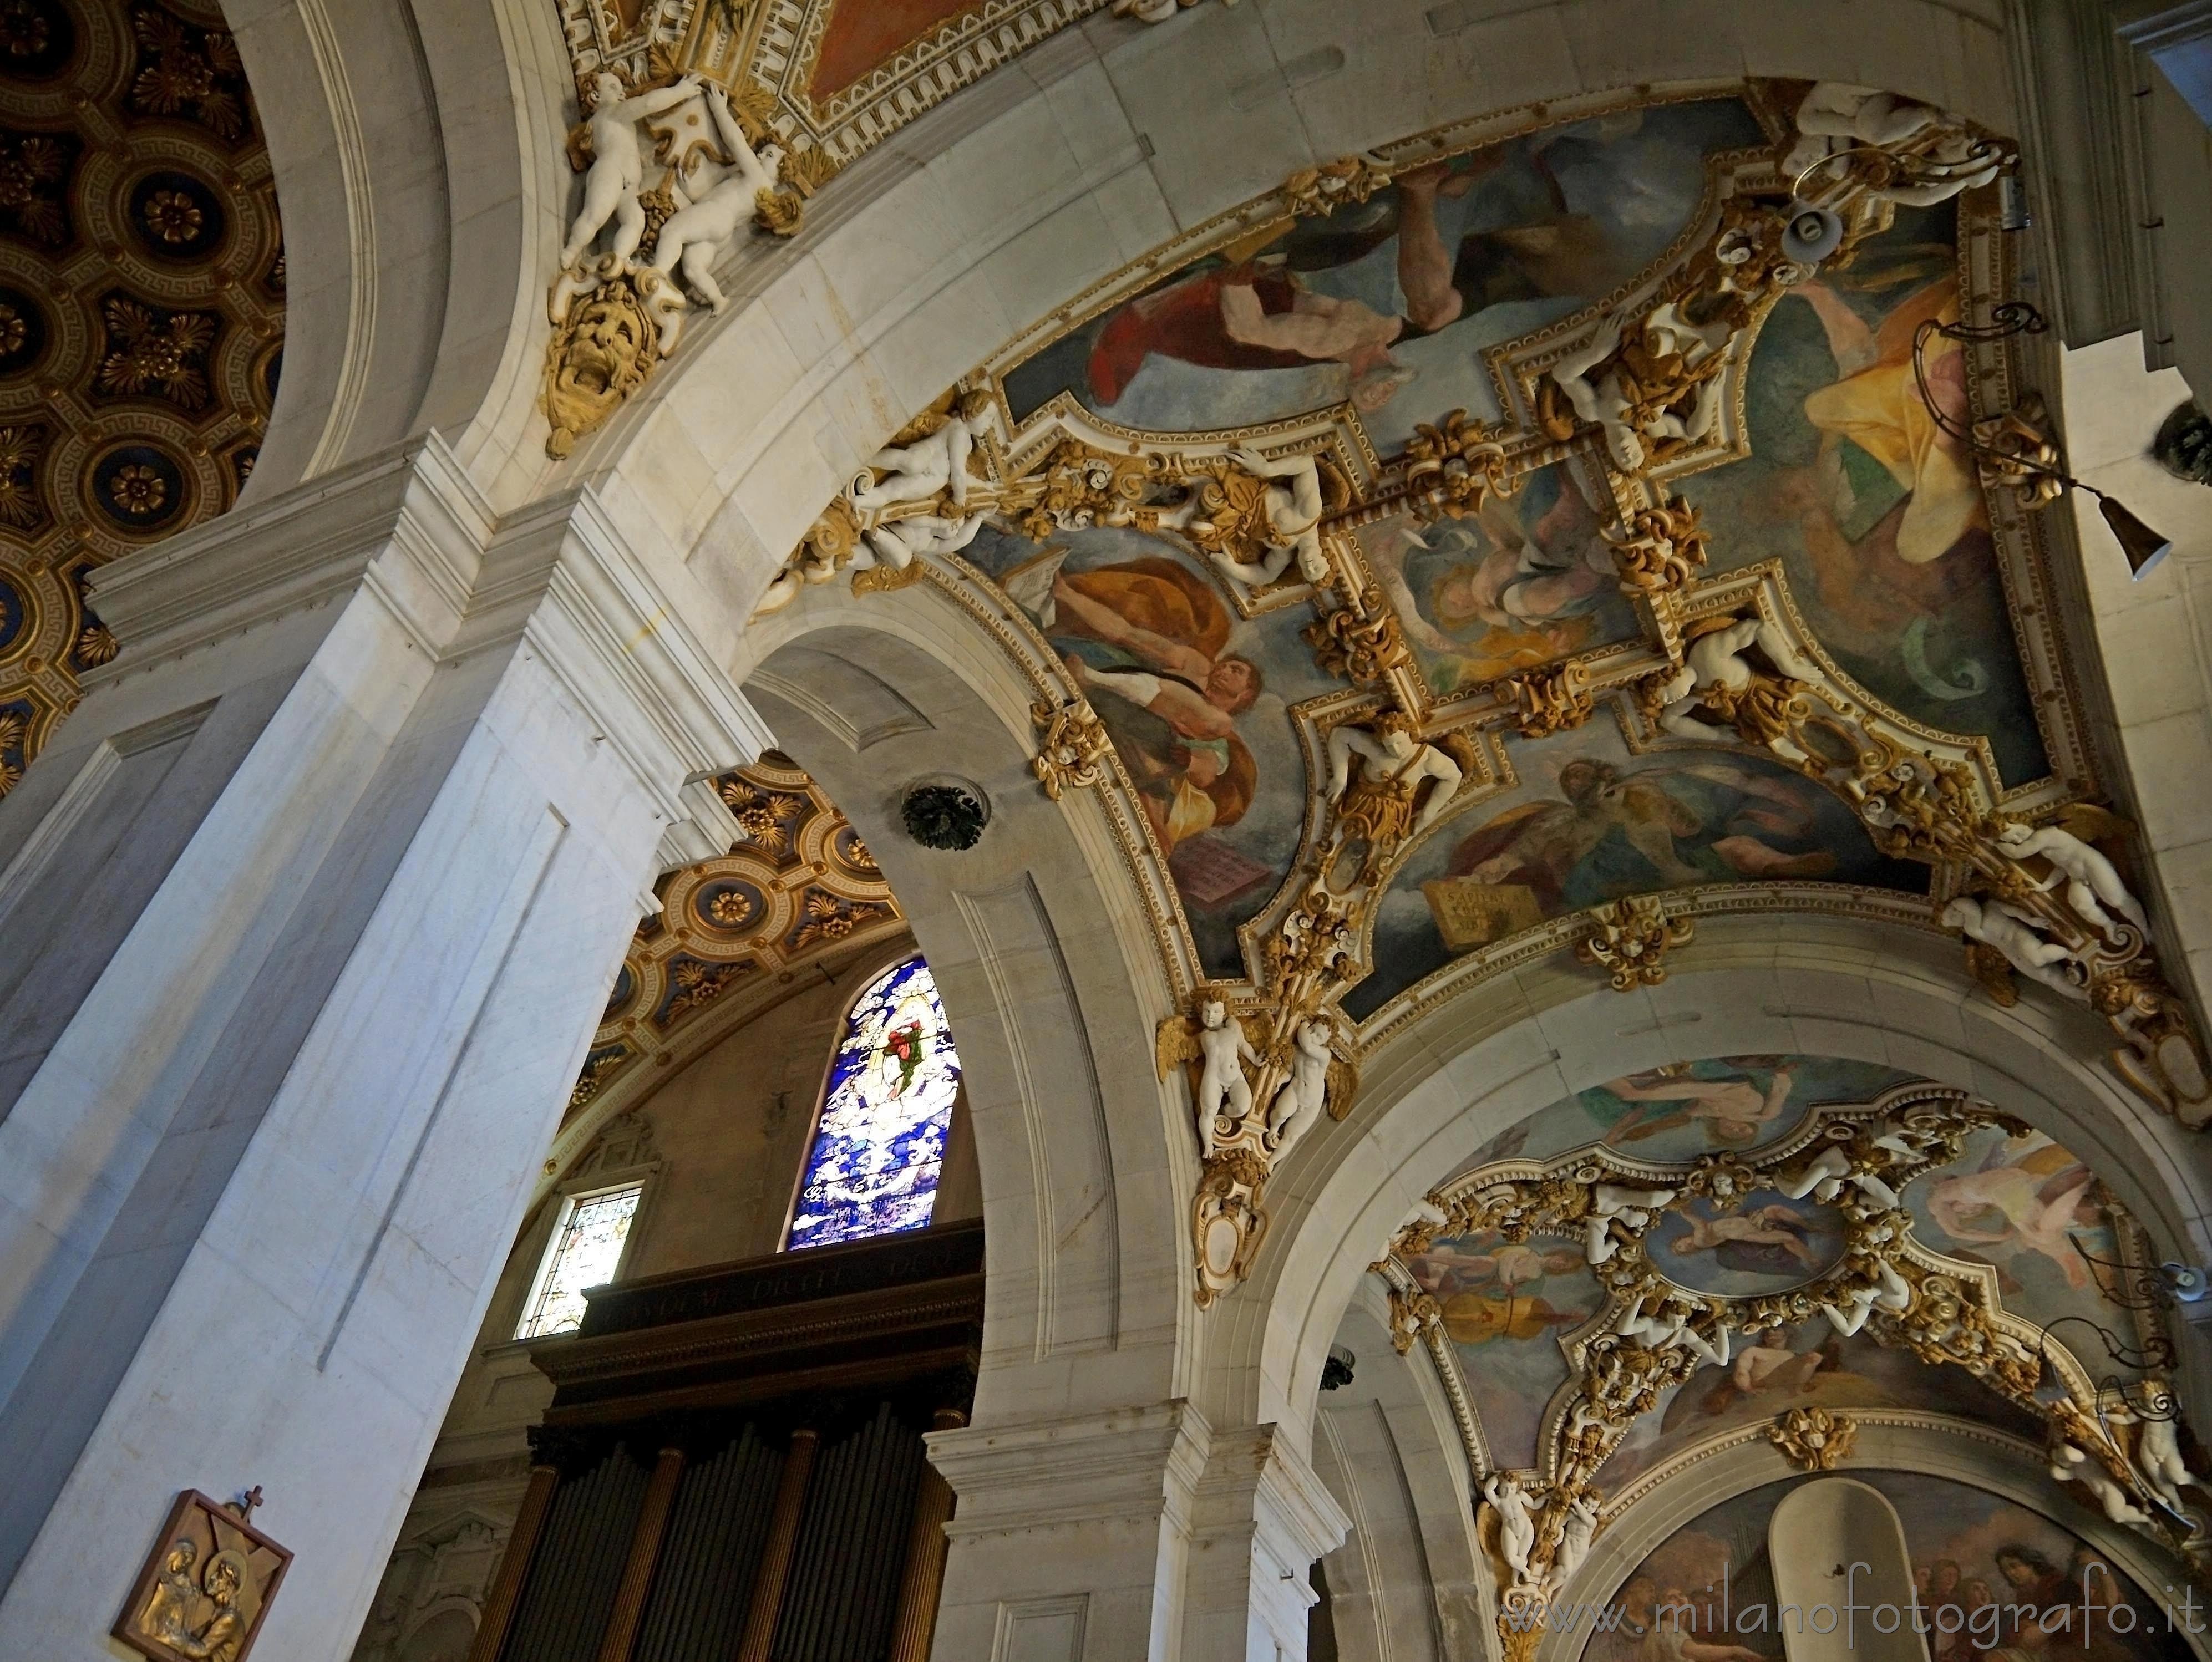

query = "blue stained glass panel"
[787,955,962,1251]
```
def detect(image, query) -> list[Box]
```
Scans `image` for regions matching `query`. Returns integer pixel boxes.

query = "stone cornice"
[84,435,497,676]
[928,1400,1214,1540]
[78,438,768,865]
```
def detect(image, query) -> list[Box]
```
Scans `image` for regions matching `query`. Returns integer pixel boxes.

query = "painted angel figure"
[1267,1015,1353,1160]
[1940,895,2086,1000]
[848,393,993,513]
[1159,998,1257,1157]
[1995,816,2148,942]
[646,83,783,314]
[560,70,704,272]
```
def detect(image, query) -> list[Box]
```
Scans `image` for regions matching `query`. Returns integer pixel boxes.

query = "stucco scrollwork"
[1574,894,1694,992]
[1379,1089,2212,1643]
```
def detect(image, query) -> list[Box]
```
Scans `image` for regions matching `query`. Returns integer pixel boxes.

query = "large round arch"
[1245,925,2212,1465]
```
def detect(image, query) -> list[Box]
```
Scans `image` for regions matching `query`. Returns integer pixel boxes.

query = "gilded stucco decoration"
[547,0,1213,454]
[566,750,905,1119]
[752,75,2205,1307]
[0,0,282,794]
[1374,1080,2212,1648]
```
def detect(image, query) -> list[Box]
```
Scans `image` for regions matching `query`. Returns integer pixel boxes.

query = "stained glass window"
[787,955,962,1251]
[516,1183,641,1339]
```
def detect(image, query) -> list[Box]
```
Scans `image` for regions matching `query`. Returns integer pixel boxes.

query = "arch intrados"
[1243,928,2212,1462]
[220,0,574,506]
[734,581,1200,1412]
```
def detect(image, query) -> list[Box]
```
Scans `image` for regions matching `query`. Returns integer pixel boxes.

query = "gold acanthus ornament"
[1574,894,1694,991]
[1497,659,1594,740]
[1769,1406,1857,1471]
[1029,697,1113,800]
[1302,583,1414,690]
[1281,153,1395,218]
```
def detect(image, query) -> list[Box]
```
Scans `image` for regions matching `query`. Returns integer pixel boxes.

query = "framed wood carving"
[113,1490,292,1662]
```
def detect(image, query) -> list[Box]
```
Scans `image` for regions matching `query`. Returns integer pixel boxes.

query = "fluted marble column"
[0,436,765,1660]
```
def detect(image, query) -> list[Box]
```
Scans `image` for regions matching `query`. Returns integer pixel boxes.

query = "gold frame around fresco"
[899,83,2089,1038]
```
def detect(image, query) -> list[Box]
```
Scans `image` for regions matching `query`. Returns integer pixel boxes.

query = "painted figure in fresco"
[1444,755,1844,919]
[1409,1238,1590,1345]
[1368,478,1619,686]
[1666,1201,1822,1269]
[1729,1325,1831,1396]
[1085,260,1415,414]
[1646,1587,1765,1662]
[1081,126,1654,418]
[1922,1135,2102,1289]
[1003,548,1261,852]
[1602,1063,1795,1149]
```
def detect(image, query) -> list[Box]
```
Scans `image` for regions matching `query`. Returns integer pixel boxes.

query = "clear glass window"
[516,1183,642,1338]
[787,955,962,1251]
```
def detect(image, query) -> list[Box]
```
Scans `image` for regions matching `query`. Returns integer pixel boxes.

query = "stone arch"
[1240,917,2212,1463]
[561,0,2034,641]
[220,0,572,505]
[1530,1421,2212,1662]
[733,575,1199,1415]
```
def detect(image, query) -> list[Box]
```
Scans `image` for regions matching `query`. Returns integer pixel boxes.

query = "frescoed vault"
[730,71,2201,1324]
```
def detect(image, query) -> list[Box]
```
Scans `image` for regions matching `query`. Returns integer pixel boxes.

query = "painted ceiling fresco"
[1584,1473,2193,1662]
[1397,1060,2149,1483]
[930,80,2094,1031]
[758,69,2205,1319]
[1004,99,1768,451]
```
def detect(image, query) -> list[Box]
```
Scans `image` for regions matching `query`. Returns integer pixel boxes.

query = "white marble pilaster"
[0,437,765,1659]
[924,1401,1348,1661]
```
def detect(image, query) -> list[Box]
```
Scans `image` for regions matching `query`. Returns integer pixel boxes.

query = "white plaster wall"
[2055,335,2212,1013]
